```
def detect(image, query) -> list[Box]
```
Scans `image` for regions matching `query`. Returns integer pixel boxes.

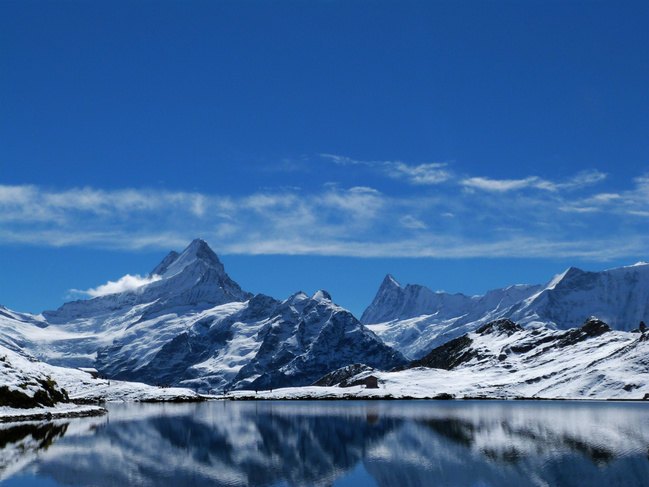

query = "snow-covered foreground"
[0,342,202,422]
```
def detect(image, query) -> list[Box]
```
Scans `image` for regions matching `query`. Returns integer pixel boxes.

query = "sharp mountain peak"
[152,238,225,278]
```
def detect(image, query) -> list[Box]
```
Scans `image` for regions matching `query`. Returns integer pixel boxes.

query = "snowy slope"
[0,340,201,424]
[0,344,70,409]
[129,290,405,391]
[0,342,201,413]
[363,263,649,359]
[233,318,649,400]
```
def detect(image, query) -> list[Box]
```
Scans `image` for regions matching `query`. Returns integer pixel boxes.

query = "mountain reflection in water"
[2,400,649,487]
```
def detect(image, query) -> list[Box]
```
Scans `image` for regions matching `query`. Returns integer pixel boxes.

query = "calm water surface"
[1,400,648,486]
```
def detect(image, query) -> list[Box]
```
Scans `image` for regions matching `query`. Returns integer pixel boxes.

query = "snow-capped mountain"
[0,239,404,391]
[0,239,255,370]
[362,263,649,359]
[44,238,252,324]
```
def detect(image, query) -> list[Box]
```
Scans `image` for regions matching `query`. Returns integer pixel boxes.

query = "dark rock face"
[313,364,375,387]
[241,303,407,390]
[408,335,475,371]
[556,318,610,348]
[0,378,69,409]
[476,319,523,336]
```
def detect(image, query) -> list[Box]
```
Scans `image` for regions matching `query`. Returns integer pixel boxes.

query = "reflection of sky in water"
[1,400,648,487]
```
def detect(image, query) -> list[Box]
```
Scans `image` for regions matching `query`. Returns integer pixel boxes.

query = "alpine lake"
[1,400,648,487]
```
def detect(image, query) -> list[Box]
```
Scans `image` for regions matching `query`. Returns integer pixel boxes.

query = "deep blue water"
[1,400,649,487]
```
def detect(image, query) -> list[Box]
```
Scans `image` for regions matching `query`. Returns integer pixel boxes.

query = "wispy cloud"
[559,173,649,217]
[0,185,212,223]
[461,176,542,192]
[388,162,452,185]
[319,153,452,185]
[70,274,162,298]
[1,169,647,261]
[461,170,607,193]
[320,153,608,194]
[399,215,427,229]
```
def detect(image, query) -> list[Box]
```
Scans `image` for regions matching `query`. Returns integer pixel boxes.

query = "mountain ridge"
[363,262,649,359]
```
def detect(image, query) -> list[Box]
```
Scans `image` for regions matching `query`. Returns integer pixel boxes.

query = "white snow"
[231,326,649,401]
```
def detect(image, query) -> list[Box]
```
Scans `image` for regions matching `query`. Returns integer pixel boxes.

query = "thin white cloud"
[461,170,607,193]
[388,162,451,185]
[71,274,162,298]
[0,185,213,222]
[400,215,427,229]
[461,176,541,192]
[319,153,452,185]
[319,154,361,166]
[561,172,649,217]
[590,193,622,202]
[321,153,607,193]
[561,170,608,189]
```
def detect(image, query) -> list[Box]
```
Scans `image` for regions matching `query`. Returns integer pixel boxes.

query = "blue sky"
[1,0,648,316]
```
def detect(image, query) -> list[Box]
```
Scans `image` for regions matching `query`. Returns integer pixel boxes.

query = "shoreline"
[3,394,647,423]
[0,404,106,423]
[217,391,649,402]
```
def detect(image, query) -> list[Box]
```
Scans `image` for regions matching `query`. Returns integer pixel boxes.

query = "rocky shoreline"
[0,404,106,423]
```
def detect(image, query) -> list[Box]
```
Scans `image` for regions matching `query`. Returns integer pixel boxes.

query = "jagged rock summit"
[361,274,538,325]
[44,239,252,322]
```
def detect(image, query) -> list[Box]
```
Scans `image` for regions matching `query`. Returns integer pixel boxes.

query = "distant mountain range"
[362,262,649,358]
[1,239,647,399]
